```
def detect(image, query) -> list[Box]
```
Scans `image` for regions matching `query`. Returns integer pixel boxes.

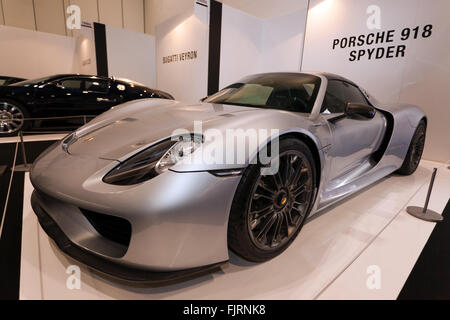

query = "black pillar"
[93,22,109,77]
[207,0,222,95]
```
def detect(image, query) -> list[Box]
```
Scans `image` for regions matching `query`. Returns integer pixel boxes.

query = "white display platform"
[19,160,449,300]
[0,133,67,144]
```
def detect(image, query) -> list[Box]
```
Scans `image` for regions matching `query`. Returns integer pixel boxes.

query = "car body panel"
[31,144,237,270]
[30,72,426,278]
[0,74,173,132]
[69,98,330,171]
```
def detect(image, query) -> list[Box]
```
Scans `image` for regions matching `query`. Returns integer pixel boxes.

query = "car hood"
[67,98,261,160]
[0,84,32,95]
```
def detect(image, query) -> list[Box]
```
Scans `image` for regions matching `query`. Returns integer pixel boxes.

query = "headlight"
[155,134,202,174]
[103,135,202,185]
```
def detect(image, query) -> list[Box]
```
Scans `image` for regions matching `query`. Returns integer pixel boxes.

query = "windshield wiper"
[216,102,259,108]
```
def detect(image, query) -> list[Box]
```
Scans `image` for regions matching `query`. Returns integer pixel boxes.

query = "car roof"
[50,74,172,97]
[51,74,147,87]
[50,74,109,81]
[111,77,147,87]
[237,71,359,87]
[304,71,359,86]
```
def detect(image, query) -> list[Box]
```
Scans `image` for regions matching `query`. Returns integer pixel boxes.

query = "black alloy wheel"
[410,124,426,169]
[0,101,26,135]
[228,138,316,262]
[397,120,426,175]
[247,150,313,250]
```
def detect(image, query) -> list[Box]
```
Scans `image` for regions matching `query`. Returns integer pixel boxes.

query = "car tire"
[396,120,426,176]
[227,138,316,262]
[0,99,30,136]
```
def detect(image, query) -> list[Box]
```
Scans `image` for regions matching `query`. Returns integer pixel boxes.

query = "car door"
[82,78,120,115]
[322,80,386,180]
[36,77,85,118]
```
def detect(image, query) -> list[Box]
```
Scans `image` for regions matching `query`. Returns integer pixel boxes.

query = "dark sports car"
[0,74,174,135]
[0,76,27,86]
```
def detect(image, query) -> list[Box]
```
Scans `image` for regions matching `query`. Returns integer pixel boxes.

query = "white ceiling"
[218,0,309,19]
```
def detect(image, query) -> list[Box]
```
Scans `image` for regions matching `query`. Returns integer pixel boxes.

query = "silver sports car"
[30,72,426,283]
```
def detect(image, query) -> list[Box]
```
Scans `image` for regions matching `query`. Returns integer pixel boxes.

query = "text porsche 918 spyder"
[30,72,426,283]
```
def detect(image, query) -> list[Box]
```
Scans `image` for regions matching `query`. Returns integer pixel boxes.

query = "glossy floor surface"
[19,160,449,300]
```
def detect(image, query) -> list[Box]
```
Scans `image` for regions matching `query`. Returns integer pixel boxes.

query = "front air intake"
[80,209,132,247]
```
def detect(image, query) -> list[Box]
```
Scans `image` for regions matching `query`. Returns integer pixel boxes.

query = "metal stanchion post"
[14,130,31,172]
[406,168,443,222]
[20,130,28,168]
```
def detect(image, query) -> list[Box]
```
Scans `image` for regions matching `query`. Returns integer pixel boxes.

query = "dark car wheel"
[228,138,316,262]
[0,100,29,136]
[397,120,426,175]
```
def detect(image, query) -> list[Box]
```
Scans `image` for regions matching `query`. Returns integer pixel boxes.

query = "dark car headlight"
[103,135,203,185]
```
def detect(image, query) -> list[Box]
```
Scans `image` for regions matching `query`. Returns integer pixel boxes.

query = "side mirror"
[345,103,376,119]
[50,82,63,89]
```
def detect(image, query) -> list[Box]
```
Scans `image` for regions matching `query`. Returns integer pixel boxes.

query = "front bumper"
[32,190,227,283]
[30,143,243,281]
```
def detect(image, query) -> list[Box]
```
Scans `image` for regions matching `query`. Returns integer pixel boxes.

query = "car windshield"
[11,76,55,87]
[204,73,321,113]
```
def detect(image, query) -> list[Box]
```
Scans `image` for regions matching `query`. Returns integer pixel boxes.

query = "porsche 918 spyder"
[30,72,426,283]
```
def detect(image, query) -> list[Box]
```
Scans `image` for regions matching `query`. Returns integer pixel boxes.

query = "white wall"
[105,25,156,88]
[156,4,209,101]
[0,2,4,25]
[34,0,67,36]
[261,8,306,73]
[147,0,194,30]
[98,0,123,29]
[1,0,36,31]
[219,5,263,89]
[0,25,97,79]
[72,26,97,75]
[122,0,145,33]
[219,3,307,89]
[219,0,308,19]
[301,0,450,162]
[0,0,152,37]
[0,25,76,79]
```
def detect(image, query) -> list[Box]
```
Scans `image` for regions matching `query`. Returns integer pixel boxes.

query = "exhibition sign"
[332,25,433,61]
